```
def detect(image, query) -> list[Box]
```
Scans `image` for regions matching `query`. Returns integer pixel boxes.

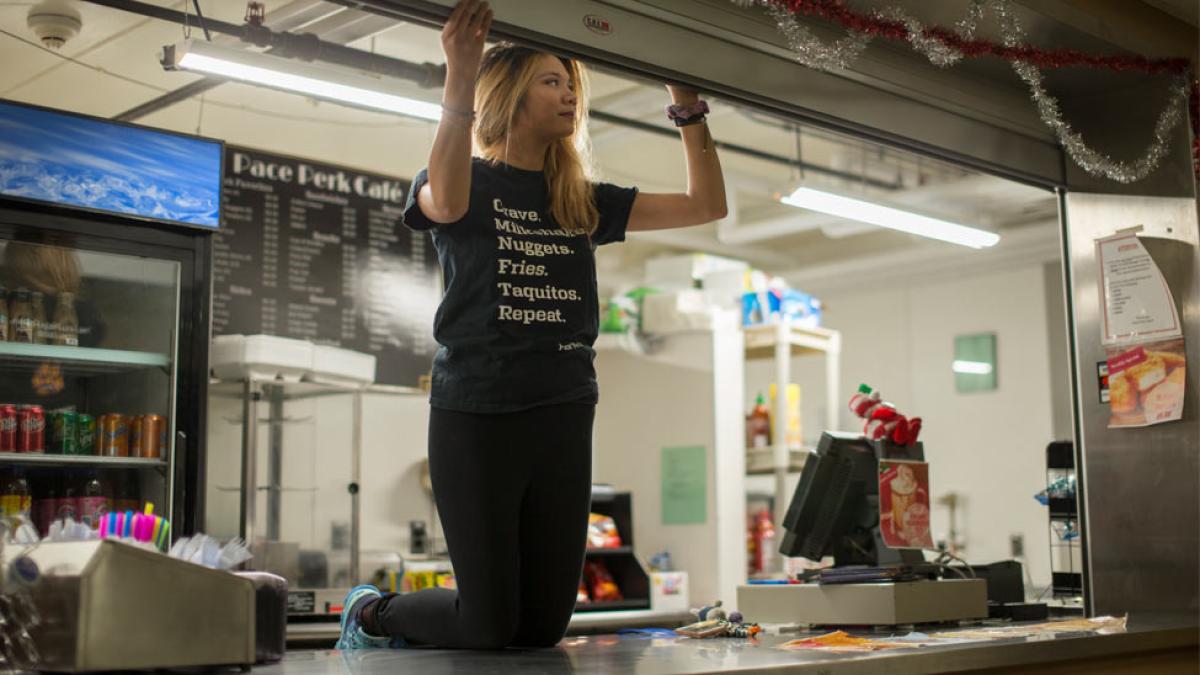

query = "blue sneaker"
[336,585,391,650]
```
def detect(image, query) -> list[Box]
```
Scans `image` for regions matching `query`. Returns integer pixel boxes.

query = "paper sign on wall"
[1104,338,1186,428]
[878,460,933,550]
[1095,231,1182,345]
[661,446,707,525]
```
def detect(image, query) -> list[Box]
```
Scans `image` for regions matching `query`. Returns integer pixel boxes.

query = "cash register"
[737,431,989,626]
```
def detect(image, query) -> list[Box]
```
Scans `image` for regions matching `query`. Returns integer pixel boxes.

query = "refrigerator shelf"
[0,343,170,375]
[0,454,166,468]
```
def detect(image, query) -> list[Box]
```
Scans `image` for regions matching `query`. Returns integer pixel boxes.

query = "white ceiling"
[0,0,1068,294]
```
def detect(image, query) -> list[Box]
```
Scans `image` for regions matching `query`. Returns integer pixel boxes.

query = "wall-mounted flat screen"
[0,99,222,229]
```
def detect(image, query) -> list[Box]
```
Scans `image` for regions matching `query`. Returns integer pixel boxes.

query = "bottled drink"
[55,473,79,524]
[1,469,32,522]
[30,291,51,344]
[114,473,139,513]
[33,476,58,536]
[52,291,79,347]
[79,471,108,529]
[0,285,8,342]
[9,288,34,343]
[745,392,772,449]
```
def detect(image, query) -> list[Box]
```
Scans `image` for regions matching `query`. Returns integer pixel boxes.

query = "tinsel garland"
[733,0,1197,184]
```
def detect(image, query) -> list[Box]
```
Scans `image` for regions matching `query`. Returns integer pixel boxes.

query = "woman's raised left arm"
[625,86,727,232]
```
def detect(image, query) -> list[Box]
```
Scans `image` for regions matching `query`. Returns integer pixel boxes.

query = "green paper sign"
[661,446,707,525]
[954,333,998,393]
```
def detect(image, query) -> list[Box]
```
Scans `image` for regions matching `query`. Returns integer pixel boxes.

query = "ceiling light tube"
[161,39,442,121]
[781,187,1000,249]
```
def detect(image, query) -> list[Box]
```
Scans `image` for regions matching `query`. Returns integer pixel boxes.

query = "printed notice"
[1096,231,1182,345]
[878,460,933,550]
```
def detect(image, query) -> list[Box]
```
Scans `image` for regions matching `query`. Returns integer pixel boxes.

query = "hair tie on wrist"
[441,105,476,120]
[666,100,709,126]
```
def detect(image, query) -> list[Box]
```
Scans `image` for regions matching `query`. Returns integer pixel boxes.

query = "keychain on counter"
[676,600,761,639]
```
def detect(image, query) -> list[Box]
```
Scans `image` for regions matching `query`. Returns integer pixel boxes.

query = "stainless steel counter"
[256,615,1197,674]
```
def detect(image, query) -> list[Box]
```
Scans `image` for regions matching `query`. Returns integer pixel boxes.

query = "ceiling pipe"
[82,0,445,84]
[83,0,908,187]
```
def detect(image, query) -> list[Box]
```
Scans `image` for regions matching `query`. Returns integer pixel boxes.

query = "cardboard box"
[650,571,690,612]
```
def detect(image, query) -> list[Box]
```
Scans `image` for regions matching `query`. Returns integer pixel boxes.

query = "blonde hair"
[474,44,598,236]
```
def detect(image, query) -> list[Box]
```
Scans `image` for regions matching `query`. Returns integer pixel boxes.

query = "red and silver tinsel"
[733,0,1197,184]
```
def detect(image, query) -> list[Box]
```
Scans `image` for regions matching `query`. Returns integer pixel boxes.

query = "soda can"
[136,414,167,459]
[44,411,59,454]
[129,416,144,457]
[97,414,129,457]
[0,404,16,453]
[18,405,44,453]
[77,414,96,455]
[50,411,78,455]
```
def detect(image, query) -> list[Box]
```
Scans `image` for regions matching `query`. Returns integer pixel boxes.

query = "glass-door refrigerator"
[0,99,219,537]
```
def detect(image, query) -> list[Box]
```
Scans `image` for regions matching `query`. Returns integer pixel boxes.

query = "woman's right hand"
[442,0,493,78]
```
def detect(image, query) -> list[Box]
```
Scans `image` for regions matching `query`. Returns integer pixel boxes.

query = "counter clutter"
[277,614,1195,675]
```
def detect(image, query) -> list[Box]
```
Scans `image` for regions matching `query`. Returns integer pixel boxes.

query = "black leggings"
[361,401,594,649]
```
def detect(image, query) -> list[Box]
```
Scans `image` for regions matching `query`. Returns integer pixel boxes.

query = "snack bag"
[586,513,622,549]
[584,560,623,602]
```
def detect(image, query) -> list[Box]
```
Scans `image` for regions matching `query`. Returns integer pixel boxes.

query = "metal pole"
[826,332,842,432]
[267,384,284,542]
[773,322,790,538]
[81,0,444,85]
[350,390,363,586]
[239,380,261,550]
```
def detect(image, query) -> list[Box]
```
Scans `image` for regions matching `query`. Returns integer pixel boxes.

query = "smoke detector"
[27,0,82,50]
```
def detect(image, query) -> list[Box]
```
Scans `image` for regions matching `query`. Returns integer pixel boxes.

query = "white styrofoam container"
[210,334,314,382]
[644,253,748,290]
[641,290,714,334]
[307,345,376,386]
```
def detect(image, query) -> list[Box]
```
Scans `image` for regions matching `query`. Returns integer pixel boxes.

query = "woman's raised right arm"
[419,0,493,224]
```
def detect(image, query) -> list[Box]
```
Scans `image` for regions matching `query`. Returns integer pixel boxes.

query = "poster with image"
[1105,337,1186,428]
[878,460,933,550]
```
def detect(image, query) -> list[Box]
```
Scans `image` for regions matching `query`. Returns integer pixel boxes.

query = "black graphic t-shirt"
[402,158,638,413]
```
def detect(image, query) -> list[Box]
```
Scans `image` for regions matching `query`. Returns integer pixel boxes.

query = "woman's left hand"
[666,84,699,106]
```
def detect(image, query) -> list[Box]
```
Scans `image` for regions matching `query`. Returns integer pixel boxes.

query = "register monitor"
[779,431,925,568]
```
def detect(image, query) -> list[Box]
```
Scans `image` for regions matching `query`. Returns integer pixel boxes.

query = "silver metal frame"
[230,380,422,585]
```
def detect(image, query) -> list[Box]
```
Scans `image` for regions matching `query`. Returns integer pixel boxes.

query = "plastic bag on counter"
[2,516,43,546]
[42,517,95,544]
[168,535,252,570]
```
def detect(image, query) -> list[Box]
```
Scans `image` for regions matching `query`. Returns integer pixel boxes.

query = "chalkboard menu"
[214,146,440,386]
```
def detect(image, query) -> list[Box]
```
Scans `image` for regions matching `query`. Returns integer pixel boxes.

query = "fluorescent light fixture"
[952,360,994,375]
[162,39,442,121]
[781,187,1000,249]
